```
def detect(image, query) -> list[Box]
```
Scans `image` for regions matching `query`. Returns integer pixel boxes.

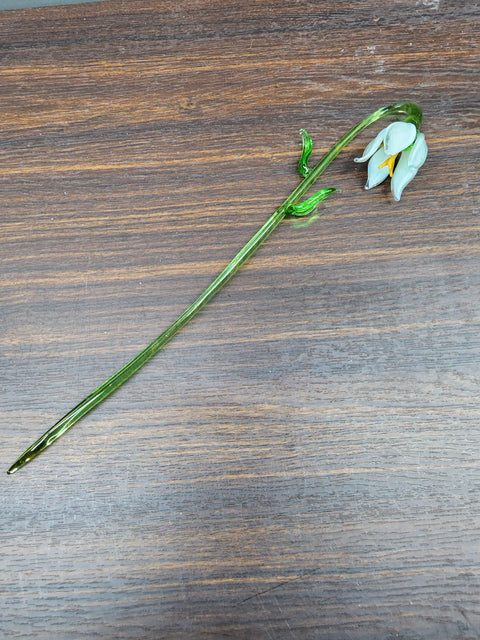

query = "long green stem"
[8,101,422,474]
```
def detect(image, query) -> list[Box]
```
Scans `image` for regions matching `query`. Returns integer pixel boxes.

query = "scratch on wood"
[236,575,304,605]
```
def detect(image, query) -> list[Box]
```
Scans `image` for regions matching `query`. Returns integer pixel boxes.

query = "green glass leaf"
[288,187,337,217]
[298,128,313,177]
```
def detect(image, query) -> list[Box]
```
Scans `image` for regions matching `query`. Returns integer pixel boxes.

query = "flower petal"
[354,126,388,163]
[365,147,390,189]
[391,149,418,201]
[407,132,428,169]
[383,122,417,156]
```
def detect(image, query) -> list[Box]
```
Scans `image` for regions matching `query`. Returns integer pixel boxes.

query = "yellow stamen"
[378,152,399,178]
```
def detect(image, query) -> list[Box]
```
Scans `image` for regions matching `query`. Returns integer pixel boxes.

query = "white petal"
[383,122,417,156]
[407,132,428,169]
[354,126,388,163]
[365,147,390,189]
[391,149,418,201]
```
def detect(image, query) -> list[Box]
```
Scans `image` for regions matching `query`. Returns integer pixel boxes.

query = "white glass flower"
[354,121,428,200]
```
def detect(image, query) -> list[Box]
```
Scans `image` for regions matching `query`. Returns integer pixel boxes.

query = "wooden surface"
[1,1,479,638]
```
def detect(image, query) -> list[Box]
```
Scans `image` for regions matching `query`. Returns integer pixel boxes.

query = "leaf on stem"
[298,129,313,177]
[287,187,337,217]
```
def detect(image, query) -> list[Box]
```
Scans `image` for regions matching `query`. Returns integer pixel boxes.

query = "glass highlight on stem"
[8,101,427,475]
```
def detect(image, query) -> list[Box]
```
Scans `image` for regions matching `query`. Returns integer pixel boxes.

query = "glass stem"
[8,101,422,474]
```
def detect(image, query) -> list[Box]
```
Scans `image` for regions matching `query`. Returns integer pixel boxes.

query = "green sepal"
[287,187,337,217]
[298,129,313,178]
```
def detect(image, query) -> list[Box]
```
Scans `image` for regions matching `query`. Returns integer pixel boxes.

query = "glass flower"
[8,102,427,474]
[354,121,428,200]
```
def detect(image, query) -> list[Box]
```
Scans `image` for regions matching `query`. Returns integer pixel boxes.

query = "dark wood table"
[1,1,479,637]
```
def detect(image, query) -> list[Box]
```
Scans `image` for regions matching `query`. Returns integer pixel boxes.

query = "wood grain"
[1,0,479,638]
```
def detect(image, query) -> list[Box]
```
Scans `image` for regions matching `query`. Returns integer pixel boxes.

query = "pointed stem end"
[7,455,30,475]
